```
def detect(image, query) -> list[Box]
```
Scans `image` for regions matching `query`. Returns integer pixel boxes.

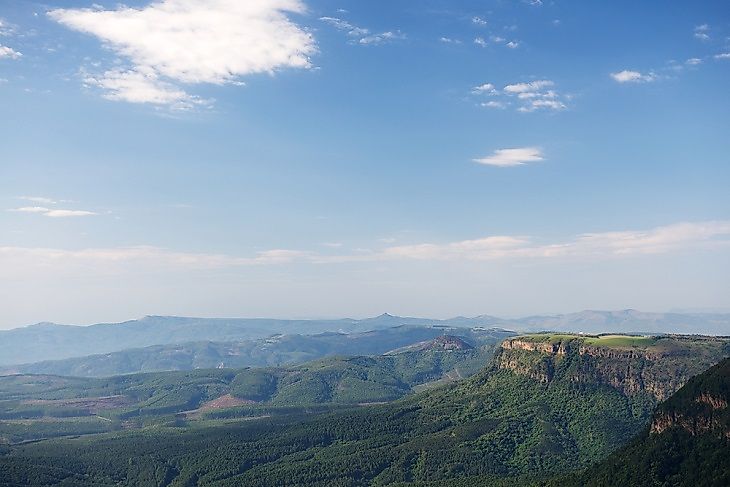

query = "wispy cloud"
[472,147,544,167]
[0,18,17,36]
[82,69,208,110]
[694,24,710,41]
[3,222,727,276]
[359,31,405,45]
[0,45,21,60]
[19,196,57,205]
[473,35,520,49]
[367,221,730,262]
[49,0,316,109]
[9,207,50,214]
[471,83,497,95]
[8,206,97,218]
[320,16,404,46]
[472,79,568,112]
[439,37,462,44]
[471,16,488,26]
[319,16,369,37]
[714,52,730,60]
[610,70,657,83]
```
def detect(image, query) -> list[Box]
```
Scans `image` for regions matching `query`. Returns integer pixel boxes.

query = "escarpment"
[649,357,730,437]
[497,335,730,401]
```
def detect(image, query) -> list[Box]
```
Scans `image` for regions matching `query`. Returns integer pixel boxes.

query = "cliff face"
[649,357,729,437]
[552,357,730,487]
[498,336,729,401]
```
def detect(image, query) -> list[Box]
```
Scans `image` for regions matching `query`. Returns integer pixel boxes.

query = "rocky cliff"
[649,357,729,437]
[498,335,730,401]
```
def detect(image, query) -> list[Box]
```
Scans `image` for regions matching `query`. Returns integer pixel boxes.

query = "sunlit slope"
[0,334,726,486]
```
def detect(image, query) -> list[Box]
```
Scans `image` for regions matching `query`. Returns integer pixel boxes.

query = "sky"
[0,0,729,329]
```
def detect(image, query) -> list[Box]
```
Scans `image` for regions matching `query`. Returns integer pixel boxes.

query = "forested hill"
[0,327,512,377]
[0,334,726,486]
[554,357,730,486]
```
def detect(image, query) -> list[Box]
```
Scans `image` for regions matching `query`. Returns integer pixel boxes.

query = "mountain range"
[2,309,728,367]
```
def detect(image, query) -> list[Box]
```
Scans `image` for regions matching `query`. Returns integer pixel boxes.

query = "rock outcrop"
[497,335,729,401]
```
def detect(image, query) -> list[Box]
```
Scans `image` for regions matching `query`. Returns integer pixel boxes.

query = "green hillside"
[552,357,730,487]
[1,326,512,377]
[0,342,490,444]
[0,335,726,486]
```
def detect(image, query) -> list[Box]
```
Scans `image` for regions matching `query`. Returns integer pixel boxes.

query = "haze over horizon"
[1,0,729,328]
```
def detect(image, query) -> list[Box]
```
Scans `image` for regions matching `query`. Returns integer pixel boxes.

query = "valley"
[0,330,727,486]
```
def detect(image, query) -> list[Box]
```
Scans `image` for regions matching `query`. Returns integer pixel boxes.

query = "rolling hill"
[0,333,726,486]
[0,327,512,377]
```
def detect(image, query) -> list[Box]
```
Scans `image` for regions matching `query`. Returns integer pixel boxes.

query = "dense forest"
[1,334,727,486]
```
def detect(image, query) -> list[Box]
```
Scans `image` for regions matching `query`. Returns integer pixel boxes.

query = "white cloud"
[471,83,496,95]
[364,221,730,262]
[504,80,553,93]
[49,0,316,108]
[694,24,710,41]
[2,222,728,281]
[20,196,56,204]
[0,18,16,36]
[685,58,703,65]
[44,210,97,218]
[319,16,369,37]
[481,100,505,109]
[475,79,567,112]
[714,53,730,60]
[0,45,21,60]
[610,70,656,83]
[472,16,487,26]
[439,37,461,44]
[359,31,405,45]
[320,16,403,46]
[0,246,309,275]
[8,207,51,214]
[83,69,208,110]
[7,207,97,217]
[519,98,566,112]
[472,35,519,49]
[472,147,544,167]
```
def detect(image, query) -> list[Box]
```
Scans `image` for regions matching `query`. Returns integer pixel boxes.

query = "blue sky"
[1,0,729,328]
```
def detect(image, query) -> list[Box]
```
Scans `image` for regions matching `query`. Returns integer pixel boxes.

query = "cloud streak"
[319,16,404,45]
[8,207,97,218]
[610,70,656,83]
[473,147,544,167]
[3,222,727,278]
